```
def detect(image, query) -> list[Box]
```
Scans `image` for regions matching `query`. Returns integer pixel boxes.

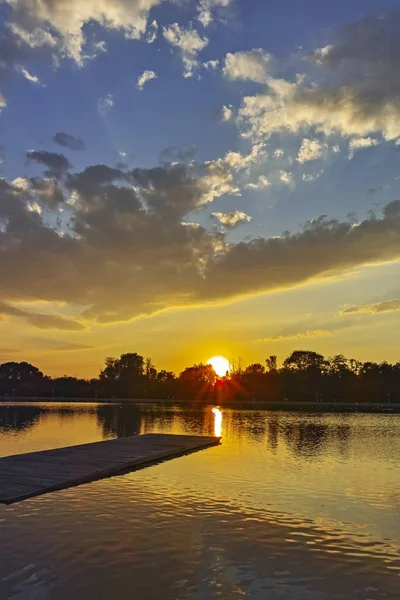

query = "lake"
[0,402,399,599]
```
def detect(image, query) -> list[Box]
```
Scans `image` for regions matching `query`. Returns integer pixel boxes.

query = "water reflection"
[0,403,43,432]
[0,402,399,599]
[97,404,142,438]
[0,403,396,463]
[212,407,222,437]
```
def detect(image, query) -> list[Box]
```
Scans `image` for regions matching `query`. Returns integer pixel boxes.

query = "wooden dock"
[0,434,220,505]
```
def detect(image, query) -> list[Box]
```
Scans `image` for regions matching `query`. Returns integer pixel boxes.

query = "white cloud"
[223,49,272,84]
[163,23,208,77]
[199,160,240,203]
[0,93,7,112]
[93,40,107,53]
[222,142,267,172]
[203,59,219,70]
[332,145,340,153]
[297,138,326,163]
[27,201,42,215]
[146,20,158,43]
[233,13,400,145]
[280,170,293,185]
[16,65,43,85]
[221,105,233,121]
[348,137,379,159]
[274,149,284,158]
[137,69,157,90]
[246,175,270,190]
[98,94,114,116]
[212,210,252,228]
[6,0,164,65]
[198,0,232,27]
[12,177,30,191]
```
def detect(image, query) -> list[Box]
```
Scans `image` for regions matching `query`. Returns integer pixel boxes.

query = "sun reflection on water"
[211,407,222,438]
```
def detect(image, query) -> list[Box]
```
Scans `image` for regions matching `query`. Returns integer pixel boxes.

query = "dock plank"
[0,434,220,504]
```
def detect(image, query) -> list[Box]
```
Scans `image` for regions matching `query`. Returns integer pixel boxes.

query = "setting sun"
[207,356,231,378]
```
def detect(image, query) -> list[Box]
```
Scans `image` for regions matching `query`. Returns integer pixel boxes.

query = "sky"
[1,0,400,377]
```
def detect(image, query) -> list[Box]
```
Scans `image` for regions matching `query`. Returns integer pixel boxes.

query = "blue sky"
[1,0,400,375]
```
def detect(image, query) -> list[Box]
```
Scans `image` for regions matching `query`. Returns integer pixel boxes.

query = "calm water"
[0,403,399,600]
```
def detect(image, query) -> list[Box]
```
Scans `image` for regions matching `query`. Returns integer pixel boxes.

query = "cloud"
[2,153,400,324]
[348,136,379,159]
[4,0,164,65]
[163,23,208,77]
[223,49,272,84]
[211,210,252,228]
[0,302,85,330]
[145,20,158,44]
[26,150,71,177]
[53,132,85,151]
[15,65,43,85]
[198,0,232,27]
[222,142,267,172]
[203,59,219,71]
[98,94,114,116]
[279,170,293,185]
[258,329,331,342]
[221,105,233,121]
[0,348,21,355]
[246,175,270,190]
[302,173,315,183]
[53,343,94,352]
[297,138,326,163]
[0,93,7,113]
[341,300,400,316]
[137,69,157,90]
[234,12,400,145]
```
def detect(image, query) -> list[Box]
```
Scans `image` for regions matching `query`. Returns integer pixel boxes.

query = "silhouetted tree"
[265,355,278,373]
[177,363,216,400]
[100,353,145,398]
[0,362,44,396]
[2,349,400,405]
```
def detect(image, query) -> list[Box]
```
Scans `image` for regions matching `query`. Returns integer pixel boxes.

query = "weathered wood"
[0,433,220,504]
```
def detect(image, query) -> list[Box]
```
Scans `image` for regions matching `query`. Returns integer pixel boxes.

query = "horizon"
[1,0,400,378]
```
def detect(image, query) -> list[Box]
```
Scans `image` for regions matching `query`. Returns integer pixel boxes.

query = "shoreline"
[1,397,400,413]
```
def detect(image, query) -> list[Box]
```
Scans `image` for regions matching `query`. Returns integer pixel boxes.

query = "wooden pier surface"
[0,433,220,505]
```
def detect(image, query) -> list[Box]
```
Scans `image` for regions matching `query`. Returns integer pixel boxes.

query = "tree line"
[1,350,400,404]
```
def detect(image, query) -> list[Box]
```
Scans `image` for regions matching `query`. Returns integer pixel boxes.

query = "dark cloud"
[313,11,400,71]
[0,302,85,330]
[1,156,400,324]
[53,132,85,151]
[67,165,127,193]
[26,150,71,178]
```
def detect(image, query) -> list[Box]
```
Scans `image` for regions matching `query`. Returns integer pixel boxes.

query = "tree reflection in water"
[0,404,43,432]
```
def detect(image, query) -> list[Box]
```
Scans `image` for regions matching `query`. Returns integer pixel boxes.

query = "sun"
[207,356,231,378]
